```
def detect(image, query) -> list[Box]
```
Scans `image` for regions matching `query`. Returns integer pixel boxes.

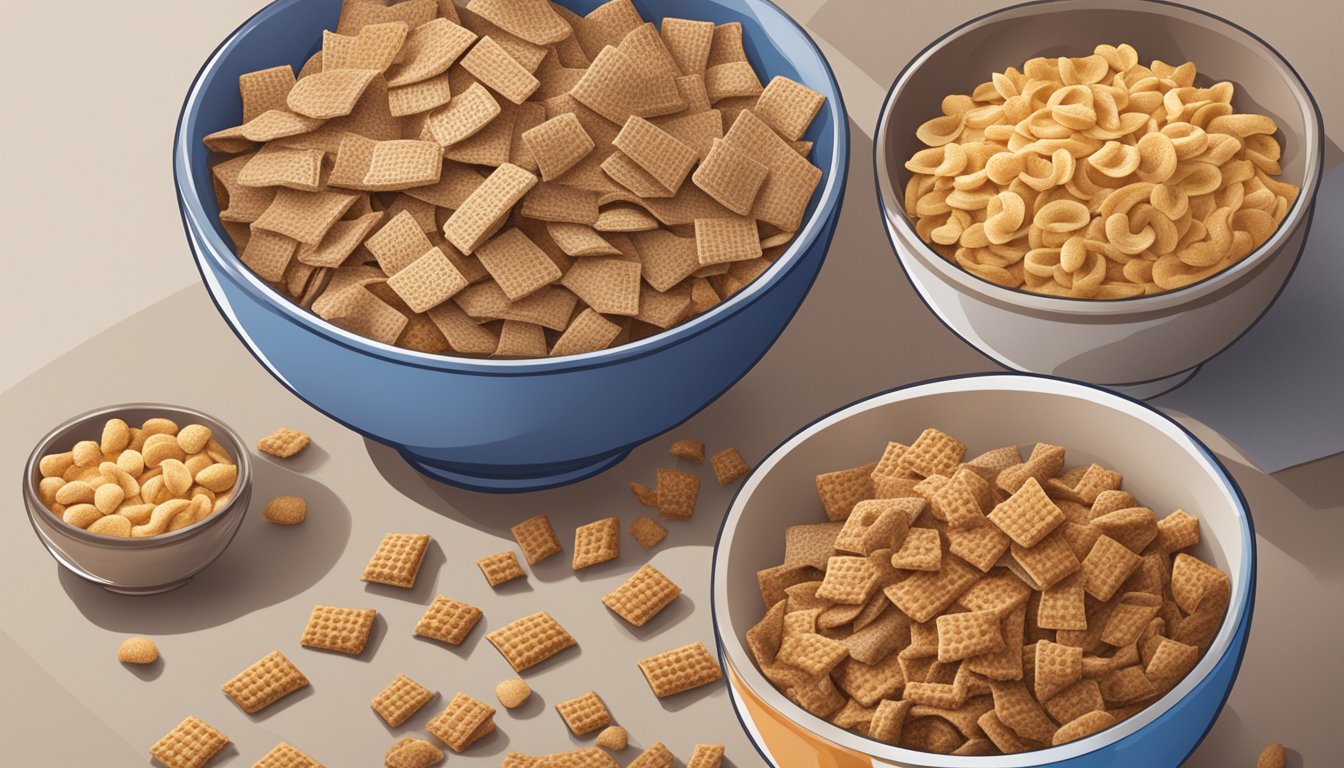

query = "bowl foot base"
[1102,366,1201,400]
[101,578,193,596]
[399,448,632,493]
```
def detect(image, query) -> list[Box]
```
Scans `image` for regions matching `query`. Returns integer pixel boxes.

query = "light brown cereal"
[119,636,159,665]
[573,516,621,569]
[415,595,484,646]
[711,447,751,484]
[669,439,706,463]
[221,650,310,714]
[629,516,669,548]
[253,742,323,768]
[485,611,577,672]
[556,690,612,735]
[426,692,496,752]
[372,673,436,727]
[257,427,310,458]
[264,495,307,525]
[637,641,723,697]
[384,737,444,768]
[300,605,377,655]
[149,716,229,768]
[477,550,527,586]
[363,532,432,588]
[595,725,629,751]
[495,677,532,708]
[602,563,682,627]
[656,467,700,519]
[511,514,562,564]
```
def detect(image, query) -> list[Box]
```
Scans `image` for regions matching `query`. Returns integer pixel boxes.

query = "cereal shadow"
[122,657,164,682]
[58,470,351,633]
[246,683,315,721]
[506,688,546,720]
[363,541,445,603]
[571,556,630,582]
[527,553,577,584]
[653,681,726,712]
[489,576,534,595]
[256,441,330,473]
[412,632,480,660]
[608,594,695,642]
[376,692,440,735]
[470,719,510,757]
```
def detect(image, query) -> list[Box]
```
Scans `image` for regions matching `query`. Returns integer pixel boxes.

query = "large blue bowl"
[174,0,848,492]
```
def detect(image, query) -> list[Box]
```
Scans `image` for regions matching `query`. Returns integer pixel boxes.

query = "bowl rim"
[173,0,850,375]
[873,0,1325,318]
[24,403,253,548]
[710,371,1256,766]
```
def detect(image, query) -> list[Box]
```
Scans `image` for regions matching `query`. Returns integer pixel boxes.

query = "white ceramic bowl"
[874,0,1324,398]
[712,374,1255,767]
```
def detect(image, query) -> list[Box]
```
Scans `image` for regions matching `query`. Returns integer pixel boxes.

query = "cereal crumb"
[1257,743,1287,768]
[257,427,310,458]
[495,678,531,709]
[595,725,628,751]
[118,636,158,665]
[669,439,706,463]
[263,495,307,525]
[630,481,658,508]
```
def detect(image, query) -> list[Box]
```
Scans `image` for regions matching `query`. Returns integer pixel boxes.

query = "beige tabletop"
[1,1,1340,766]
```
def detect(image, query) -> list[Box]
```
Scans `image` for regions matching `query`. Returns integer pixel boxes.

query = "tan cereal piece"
[754,76,825,142]
[460,36,541,104]
[426,692,496,752]
[322,22,409,72]
[1257,742,1287,768]
[1154,509,1201,553]
[570,45,684,126]
[241,65,299,122]
[149,716,229,768]
[253,742,323,768]
[556,690,613,735]
[637,641,723,697]
[330,135,443,192]
[936,610,1005,662]
[511,514,562,564]
[1053,709,1116,745]
[629,516,668,548]
[221,650,309,714]
[475,228,562,300]
[816,555,881,605]
[1081,535,1143,602]
[300,605,377,655]
[385,18,477,87]
[372,673,436,727]
[522,112,595,180]
[900,429,968,479]
[1010,529,1081,591]
[614,116,698,194]
[988,477,1068,548]
[389,77,453,116]
[443,163,538,254]
[884,555,980,624]
[686,743,724,768]
[551,308,622,356]
[287,68,381,119]
[595,725,629,751]
[415,595,484,646]
[363,532,433,588]
[815,462,878,521]
[692,138,768,216]
[669,439,706,463]
[1038,571,1087,630]
[387,247,468,311]
[485,611,577,672]
[655,466,700,519]
[477,550,527,587]
[559,257,641,315]
[695,216,761,265]
[721,109,821,231]
[466,0,569,45]
[257,427,310,458]
[710,447,751,484]
[890,527,943,571]
[119,636,159,665]
[602,563,682,627]
[425,82,502,147]
[384,736,445,768]
[660,18,714,75]
[264,495,307,525]
[573,516,621,569]
[495,678,532,708]
[628,742,675,768]
[777,631,849,676]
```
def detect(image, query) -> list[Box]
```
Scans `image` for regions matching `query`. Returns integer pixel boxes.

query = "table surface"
[1,1,1340,766]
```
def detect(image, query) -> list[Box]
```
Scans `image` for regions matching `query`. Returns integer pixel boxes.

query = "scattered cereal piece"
[363,533,432,588]
[595,725,628,751]
[655,467,699,520]
[669,439,706,463]
[118,636,159,665]
[710,447,751,485]
[630,482,659,508]
[221,650,309,714]
[629,516,668,549]
[415,595,484,646]
[149,716,228,768]
[263,495,307,525]
[426,692,496,752]
[511,514,562,564]
[556,690,612,736]
[628,741,675,768]
[495,678,532,709]
[385,736,444,768]
[573,516,621,570]
[603,564,682,627]
[1257,743,1287,768]
[300,605,377,655]
[254,742,322,768]
[477,550,527,587]
[637,641,723,698]
[372,673,436,727]
[687,744,725,768]
[485,611,577,672]
[257,427,310,458]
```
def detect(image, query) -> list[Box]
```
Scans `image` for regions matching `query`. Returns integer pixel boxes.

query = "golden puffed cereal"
[264,496,307,525]
[118,636,159,664]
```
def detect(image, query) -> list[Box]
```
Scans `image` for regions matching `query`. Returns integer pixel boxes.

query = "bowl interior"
[716,375,1250,762]
[178,0,844,367]
[879,0,1315,303]
[27,404,251,544]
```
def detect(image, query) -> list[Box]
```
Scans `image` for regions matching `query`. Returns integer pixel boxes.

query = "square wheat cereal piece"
[372,673,436,727]
[367,210,435,275]
[669,439,706,463]
[476,228,562,300]
[149,716,229,768]
[692,138,768,216]
[754,76,825,142]
[362,532,432,588]
[555,691,612,736]
[241,228,298,281]
[988,477,1067,548]
[551,308,622,356]
[221,650,310,714]
[570,45,683,126]
[656,467,700,519]
[494,320,549,358]
[721,109,820,231]
[443,162,538,254]
[300,605,377,655]
[521,112,595,181]
[415,595,484,645]
[253,188,358,245]
[637,641,723,698]
[815,462,878,521]
[257,427,310,458]
[711,447,751,485]
[329,135,443,191]
[816,555,880,605]
[884,555,981,624]
[486,611,577,672]
[387,247,468,312]
[686,744,725,768]
[511,514,562,564]
[389,77,453,117]
[477,550,527,587]
[628,742,675,768]
[460,36,540,104]
[560,256,642,315]
[602,563,682,627]
[1081,534,1143,602]
[253,741,323,768]
[704,61,762,103]
[890,527,942,571]
[630,516,669,548]
[660,18,714,75]
[426,692,496,752]
[384,17,476,86]
[1154,509,1200,553]
[573,516,621,569]
[1010,528,1081,591]
[426,82,501,147]
[935,610,1005,662]
[240,65,298,123]
[695,216,762,265]
[777,632,849,676]
[946,522,1011,573]
[897,428,966,479]
[613,116,698,194]
[1037,571,1086,630]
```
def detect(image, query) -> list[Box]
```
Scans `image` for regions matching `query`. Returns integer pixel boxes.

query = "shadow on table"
[59,459,351,634]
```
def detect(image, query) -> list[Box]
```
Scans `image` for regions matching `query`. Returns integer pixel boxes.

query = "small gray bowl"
[24,404,252,595]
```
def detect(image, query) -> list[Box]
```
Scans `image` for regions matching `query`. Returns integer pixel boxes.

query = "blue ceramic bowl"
[174,0,848,492]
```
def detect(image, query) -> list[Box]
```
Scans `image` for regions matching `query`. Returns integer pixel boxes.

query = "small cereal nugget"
[687,744,725,768]
[656,467,700,520]
[221,650,310,714]
[573,516,621,570]
[495,678,532,709]
[595,725,629,751]
[300,605,377,655]
[511,514,562,564]
[637,641,723,698]
[555,690,612,736]
[149,716,229,768]
[119,636,159,665]
[1257,743,1287,768]
[253,742,323,768]
[426,692,496,753]
[372,673,436,727]
[629,516,669,548]
[485,611,577,672]
[669,439,706,463]
[711,447,751,485]
[363,533,433,588]
[384,736,444,768]
[257,427,310,458]
[477,550,527,587]
[263,495,307,525]
[602,563,682,627]
[415,595,484,646]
